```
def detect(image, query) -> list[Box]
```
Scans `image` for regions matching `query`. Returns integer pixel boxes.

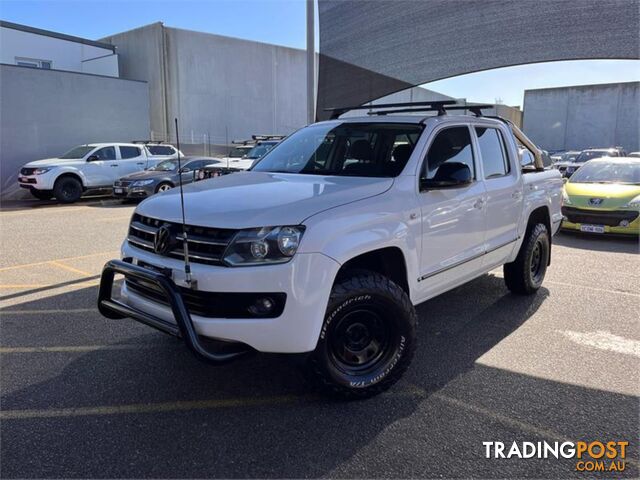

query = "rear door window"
[119,146,142,159]
[475,127,510,178]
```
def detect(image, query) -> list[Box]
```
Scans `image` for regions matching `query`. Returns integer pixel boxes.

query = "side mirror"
[520,149,535,168]
[87,155,100,162]
[421,162,472,190]
[180,167,191,173]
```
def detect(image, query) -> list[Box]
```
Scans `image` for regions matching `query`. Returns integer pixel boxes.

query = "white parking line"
[557,330,640,357]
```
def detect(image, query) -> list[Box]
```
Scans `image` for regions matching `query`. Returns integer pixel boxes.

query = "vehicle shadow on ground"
[1,276,637,478]
[0,195,131,212]
[555,230,639,254]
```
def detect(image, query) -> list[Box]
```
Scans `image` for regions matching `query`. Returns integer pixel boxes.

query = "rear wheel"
[30,189,53,200]
[53,176,82,204]
[156,182,173,193]
[504,223,550,295]
[307,271,417,399]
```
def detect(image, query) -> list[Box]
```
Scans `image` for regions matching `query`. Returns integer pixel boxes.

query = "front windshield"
[569,161,640,185]
[575,151,609,163]
[60,146,95,159]
[228,146,250,158]
[251,123,423,177]
[245,143,275,159]
[149,160,178,171]
[563,152,579,162]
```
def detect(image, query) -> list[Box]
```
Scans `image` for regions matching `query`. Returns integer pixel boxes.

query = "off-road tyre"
[307,271,417,400]
[504,223,550,295]
[53,176,83,204]
[30,189,53,200]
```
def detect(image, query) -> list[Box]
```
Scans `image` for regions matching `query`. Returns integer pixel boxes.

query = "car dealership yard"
[1,199,638,478]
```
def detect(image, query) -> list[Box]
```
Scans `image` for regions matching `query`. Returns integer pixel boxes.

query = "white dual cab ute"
[98,101,563,399]
[18,142,180,203]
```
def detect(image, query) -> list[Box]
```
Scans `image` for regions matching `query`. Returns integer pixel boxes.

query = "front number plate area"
[580,224,605,233]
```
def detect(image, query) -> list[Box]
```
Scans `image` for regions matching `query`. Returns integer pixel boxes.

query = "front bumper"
[561,206,640,235]
[101,241,341,354]
[112,184,154,198]
[18,171,57,190]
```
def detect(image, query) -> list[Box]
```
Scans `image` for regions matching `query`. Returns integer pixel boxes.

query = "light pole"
[306,0,315,124]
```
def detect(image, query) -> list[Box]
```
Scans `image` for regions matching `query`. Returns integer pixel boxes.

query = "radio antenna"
[174,118,195,288]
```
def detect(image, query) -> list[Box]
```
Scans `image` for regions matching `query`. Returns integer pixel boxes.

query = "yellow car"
[561,157,640,235]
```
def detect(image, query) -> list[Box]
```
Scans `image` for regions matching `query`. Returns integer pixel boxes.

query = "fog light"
[248,297,275,316]
[619,220,630,227]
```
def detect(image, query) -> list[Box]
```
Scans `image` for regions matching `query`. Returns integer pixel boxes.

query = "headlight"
[132,179,155,187]
[562,190,572,206]
[33,168,51,175]
[623,194,640,209]
[223,226,305,266]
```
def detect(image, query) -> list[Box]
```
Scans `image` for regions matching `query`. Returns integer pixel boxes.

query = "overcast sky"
[2,0,638,106]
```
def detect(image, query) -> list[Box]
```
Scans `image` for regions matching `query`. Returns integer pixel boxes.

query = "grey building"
[523,82,639,153]
[101,23,308,150]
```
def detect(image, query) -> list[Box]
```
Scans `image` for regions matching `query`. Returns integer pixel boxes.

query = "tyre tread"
[308,271,417,400]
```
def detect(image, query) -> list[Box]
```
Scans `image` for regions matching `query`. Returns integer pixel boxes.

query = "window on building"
[119,146,142,159]
[15,57,53,69]
[421,127,475,182]
[476,127,510,178]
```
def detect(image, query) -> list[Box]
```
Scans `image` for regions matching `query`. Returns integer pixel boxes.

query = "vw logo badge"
[588,198,604,206]
[154,224,173,255]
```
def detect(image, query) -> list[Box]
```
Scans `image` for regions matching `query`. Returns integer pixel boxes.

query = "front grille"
[127,213,237,265]
[20,168,36,176]
[125,277,285,318]
[562,207,639,227]
[114,180,132,187]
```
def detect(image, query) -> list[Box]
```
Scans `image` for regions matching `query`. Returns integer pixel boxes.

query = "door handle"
[110,164,119,167]
[136,162,145,165]
[512,191,522,199]
[473,199,484,209]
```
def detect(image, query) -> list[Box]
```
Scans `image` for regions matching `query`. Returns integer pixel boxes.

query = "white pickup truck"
[98,102,563,399]
[18,142,180,203]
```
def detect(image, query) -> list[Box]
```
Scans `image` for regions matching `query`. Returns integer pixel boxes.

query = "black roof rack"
[369,104,495,117]
[325,100,458,120]
[132,140,171,145]
[252,135,285,141]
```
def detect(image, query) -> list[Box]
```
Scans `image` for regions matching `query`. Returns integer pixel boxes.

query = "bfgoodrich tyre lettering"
[308,271,417,399]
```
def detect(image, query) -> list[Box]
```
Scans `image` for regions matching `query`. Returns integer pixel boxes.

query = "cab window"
[421,127,475,182]
[93,147,116,161]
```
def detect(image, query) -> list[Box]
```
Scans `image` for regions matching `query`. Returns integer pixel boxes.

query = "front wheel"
[307,271,417,399]
[155,182,173,193]
[504,223,550,295]
[53,176,82,204]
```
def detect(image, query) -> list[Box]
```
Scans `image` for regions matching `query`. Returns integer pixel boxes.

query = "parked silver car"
[113,157,222,199]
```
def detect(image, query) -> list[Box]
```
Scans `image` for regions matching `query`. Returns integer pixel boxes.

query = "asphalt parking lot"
[1,198,639,478]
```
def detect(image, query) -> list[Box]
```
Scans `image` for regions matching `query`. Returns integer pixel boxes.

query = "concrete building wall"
[523,82,639,153]
[0,23,118,76]
[101,23,308,145]
[0,65,149,199]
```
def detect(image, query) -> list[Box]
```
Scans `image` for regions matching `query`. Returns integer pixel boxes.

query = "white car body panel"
[115,115,562,353]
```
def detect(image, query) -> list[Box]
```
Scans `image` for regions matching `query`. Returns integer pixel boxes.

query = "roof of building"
[0,20,115,52]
